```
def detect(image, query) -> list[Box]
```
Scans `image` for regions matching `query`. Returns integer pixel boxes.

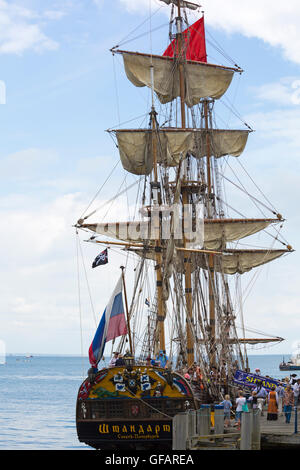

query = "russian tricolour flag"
[88,275,128,368]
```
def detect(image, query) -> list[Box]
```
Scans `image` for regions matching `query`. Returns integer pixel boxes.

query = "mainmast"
[176,0,194,367]
[150,78,166,353]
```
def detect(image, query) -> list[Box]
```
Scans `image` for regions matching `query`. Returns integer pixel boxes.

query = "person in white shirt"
[276,382,285,416]
[254,382,268,416]
[108,352,119,368]
[235,391,247,430]
[293,379,300,406]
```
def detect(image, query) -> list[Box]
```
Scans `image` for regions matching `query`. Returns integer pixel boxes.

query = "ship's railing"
[78,397,188,420]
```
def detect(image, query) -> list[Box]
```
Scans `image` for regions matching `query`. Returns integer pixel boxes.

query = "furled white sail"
[82,218,279,250]
[202,219,276,250]
[210,249,289,275]
[113,128,250,175]
[128,247,289,275]
[116,131,152,176]
[118,51,239,107]
[192,129,250,158]
[115,129,194,175]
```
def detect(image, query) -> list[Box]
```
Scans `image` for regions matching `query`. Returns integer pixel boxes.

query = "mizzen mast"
[203,99,217,367]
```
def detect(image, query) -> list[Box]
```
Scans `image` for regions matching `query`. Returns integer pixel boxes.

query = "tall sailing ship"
[75,0,293,450]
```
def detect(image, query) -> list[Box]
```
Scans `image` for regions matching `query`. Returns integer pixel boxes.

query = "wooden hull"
[77,417,173,450]
[76,365,198,449]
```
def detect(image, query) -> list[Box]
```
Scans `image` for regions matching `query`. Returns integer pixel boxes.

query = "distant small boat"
[279,348,300,371]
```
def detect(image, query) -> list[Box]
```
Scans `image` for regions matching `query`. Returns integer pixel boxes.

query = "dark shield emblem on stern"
[131,404,139,416]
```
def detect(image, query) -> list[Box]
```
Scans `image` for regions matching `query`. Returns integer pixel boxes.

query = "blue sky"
[1,0,300,359]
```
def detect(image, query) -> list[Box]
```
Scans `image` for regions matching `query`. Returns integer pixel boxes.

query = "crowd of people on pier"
[176,362,300,427]
[228,374,300,428]
[105,352,300,427]
[171,362,300,427]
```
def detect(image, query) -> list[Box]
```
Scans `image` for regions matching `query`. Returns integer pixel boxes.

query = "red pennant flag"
[163,17,207,63]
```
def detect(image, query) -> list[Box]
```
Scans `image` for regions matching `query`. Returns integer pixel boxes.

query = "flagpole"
[120,266,133,356]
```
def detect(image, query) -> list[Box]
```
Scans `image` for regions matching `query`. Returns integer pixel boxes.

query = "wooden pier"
[260,412,300,449]
[172,407,300,450]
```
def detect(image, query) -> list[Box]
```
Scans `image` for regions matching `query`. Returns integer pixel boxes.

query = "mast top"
[160,0,201,11]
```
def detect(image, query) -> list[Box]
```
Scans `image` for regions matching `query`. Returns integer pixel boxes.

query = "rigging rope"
[219,96,253,130]
[80,177,143,221]
[107,113,150,131]
[78,234,97,327]
[235,158,279,215]
[220,170,277,216]
[114,23,170,50]
[79,159,120,221]
[235,323,283,340]
[205,30,241,69]
[76,230,86,379]
[239,234,278,308]
[112,54,121,125]
[222,162,292,247]
[112,5,164,49]
[125,386,173,419]
[226,74,242,128]
[217,195,289,249]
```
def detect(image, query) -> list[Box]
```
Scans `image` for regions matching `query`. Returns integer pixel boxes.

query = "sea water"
[0,354,296,450]
[0,355,89,450]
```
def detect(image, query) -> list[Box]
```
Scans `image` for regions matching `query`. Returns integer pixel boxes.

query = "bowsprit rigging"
[74,0,293,450]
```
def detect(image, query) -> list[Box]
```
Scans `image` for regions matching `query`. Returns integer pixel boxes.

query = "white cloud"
[43,10,66,21]
[120,0,300,64]
[92,0,104,9]
[291,341,300,354]
[246,107,300,149]
[253,78,300,106]
[0,147,59,183]
[2,193,82,260]
[0,191,90,351]
[0,0,59,54]
[0,144,140,353]
[120,0,163,14]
